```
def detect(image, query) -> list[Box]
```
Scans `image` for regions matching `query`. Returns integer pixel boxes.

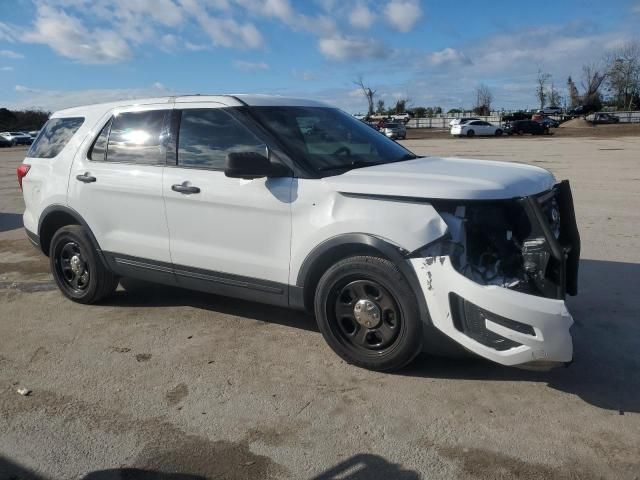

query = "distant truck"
[586,113,620,125]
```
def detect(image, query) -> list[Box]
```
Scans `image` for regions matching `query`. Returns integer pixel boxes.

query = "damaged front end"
[411,181,580,368]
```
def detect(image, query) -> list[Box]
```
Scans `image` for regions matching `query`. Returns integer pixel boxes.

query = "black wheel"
[466,129,475,137]
[544,127,550,135]
[50,225,118,304]
[517,129,524,135]
[314,256,422,371]
[495,129,503,136]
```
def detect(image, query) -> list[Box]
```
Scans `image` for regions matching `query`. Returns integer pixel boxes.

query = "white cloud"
[428,47,472,67]
[9,85,179,111]
[292,69,317,81]
[15,85,40,93]
[0,49,24,59]
[318,35,387,61]
[23,6,131,63]
[233,60,269,71]
[384,0,422,33]
[1,66,14,71]
[349,4,376,29]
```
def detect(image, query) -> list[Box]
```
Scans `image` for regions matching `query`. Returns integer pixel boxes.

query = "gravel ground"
[0,134,639,480]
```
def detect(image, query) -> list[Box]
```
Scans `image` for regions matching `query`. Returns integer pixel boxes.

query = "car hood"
[322,157,555,200]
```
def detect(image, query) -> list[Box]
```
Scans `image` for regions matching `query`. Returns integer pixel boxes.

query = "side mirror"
[225,151,285,179]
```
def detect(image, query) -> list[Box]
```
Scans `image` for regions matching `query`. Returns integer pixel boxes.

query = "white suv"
[18,95,580,371]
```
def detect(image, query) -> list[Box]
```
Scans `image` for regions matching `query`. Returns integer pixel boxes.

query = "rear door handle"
[76,173,96,183]
[172,183,200,194]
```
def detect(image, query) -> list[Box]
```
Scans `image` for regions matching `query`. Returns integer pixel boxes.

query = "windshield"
[248,106,417,175]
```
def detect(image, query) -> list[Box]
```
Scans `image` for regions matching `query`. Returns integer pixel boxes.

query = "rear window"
[27,117,84,158]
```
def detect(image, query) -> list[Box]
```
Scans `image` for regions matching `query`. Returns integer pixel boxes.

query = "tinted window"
[28,117,84,158]
[177,109,266,169]
[249,106,416,175]
[88,118,112,161]
[469,121,481,125]
[107,110,168,165]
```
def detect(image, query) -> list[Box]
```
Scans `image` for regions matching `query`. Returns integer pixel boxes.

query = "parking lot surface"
[1,133,639,479]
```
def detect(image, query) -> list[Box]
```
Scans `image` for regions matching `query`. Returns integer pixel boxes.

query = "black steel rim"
[55,240,90,294]
[329,279,402,353]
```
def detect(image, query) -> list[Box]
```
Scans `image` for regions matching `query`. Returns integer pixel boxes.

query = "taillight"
[17,164,30,191]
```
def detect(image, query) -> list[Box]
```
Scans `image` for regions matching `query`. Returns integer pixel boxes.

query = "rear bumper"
[410,256,573,368]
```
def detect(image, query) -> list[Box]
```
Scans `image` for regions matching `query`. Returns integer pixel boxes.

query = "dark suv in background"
[504,120,550,136]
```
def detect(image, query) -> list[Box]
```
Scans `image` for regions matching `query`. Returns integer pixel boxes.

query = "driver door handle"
[172,183,201,194]
[76,173,96,183]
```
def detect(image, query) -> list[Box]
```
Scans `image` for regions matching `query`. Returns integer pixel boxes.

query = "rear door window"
[106,110,169,165]
[28,117,84,158]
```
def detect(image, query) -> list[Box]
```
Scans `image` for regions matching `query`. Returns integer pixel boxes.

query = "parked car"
[18,94,580,372]
[0,135,14,147]
[451,120,503,137]
[504,120,550,136]
[502,111,531,122]
[587,113,620,124]
[382,122,407,139]
[537,117,560,128]
[28,130,40,140]
[449,117,480,127]
[569,104,599,116]
[539,106,563,115]
[0,131,33,145]
[392,112,412,123]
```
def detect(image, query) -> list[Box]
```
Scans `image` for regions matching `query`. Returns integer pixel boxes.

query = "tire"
[466,129,475,138]
[517,129,524,136]
[314,256,422,371]
[49,225,119,304]
[544,127,550,135]
[495,129,503,136]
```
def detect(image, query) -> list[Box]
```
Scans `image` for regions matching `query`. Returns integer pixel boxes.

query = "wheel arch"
[38,205,103,258]
[293,234,431,325]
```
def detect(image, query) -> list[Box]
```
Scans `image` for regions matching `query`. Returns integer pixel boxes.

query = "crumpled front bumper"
[410,256,573,368]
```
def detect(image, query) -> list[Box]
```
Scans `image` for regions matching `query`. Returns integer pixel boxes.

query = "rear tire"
[314,256,422,371]
[466,129,475,137]
[495,129,503,136]
[50,225,119,304]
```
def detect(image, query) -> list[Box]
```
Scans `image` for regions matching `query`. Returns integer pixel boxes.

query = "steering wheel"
[332,146,352,156]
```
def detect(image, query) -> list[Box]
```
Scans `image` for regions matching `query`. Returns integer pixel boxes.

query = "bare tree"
[354,75,377,116]
[394,98,410,114]
[536,69,551,110]
[567,76,580,107]
[474,84,493,115]
[581,63,606,106]
[547,82,562,107]
[604,40,640,110]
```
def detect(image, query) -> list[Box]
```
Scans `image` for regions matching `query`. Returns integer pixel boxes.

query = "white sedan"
[450,120,503,137]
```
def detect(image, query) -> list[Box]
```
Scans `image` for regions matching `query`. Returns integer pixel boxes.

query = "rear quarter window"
[27,117,84,158]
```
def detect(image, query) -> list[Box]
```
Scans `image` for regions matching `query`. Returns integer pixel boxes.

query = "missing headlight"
[420,198,557,297]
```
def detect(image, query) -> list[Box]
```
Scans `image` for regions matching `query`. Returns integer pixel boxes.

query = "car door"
[162,102,293,304]
[68,105,173,265]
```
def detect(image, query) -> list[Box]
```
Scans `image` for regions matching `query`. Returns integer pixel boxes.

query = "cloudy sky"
[1,0,639,113]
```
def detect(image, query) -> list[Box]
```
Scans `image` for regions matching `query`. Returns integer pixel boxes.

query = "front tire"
[314,256,422,371]
[495,129,503,136]
[50,225,118,304]
[466,129,475,137]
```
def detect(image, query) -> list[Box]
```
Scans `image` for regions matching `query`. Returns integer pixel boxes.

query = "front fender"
[290,187,447,285]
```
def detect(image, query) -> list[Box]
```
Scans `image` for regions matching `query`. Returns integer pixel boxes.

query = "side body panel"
[163,101,293,284]
[289,178,448,285]
[22,123,92,235]
[67,104,172,263]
